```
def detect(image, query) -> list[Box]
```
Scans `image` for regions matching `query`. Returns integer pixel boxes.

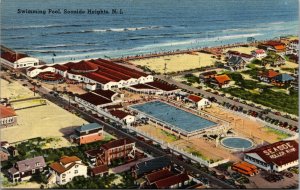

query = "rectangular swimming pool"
[130,101,217,133]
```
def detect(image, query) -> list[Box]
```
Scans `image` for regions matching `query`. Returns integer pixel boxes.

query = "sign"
[262,142,297,159]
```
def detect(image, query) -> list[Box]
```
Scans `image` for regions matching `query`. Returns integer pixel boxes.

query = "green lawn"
[263,126,291,141]
[221,87,298,115]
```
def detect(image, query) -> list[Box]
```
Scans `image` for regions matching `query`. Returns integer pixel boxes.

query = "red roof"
[245,140,298,166]
[214,74,231,84]
[91,165,109,175]
[154,173,189,189]
[53,64,68,71]
[146,81,178,91]
[187,94,202,103]
[109,110,130,119]
[291,39,299,44]
[1,51,28,63]
[84,72,115,84]
[102,138,134,150]
[76,92,112,106]
[131,84,156,89]
[37,71,63,81]
[254,49,265,54]
[264,41,285,47]
[0,105,16,118]
[240,53,253,59]
[70,61,98,73]
[93,89,116,100]
[146,169,174,184]
[260,69,279,78]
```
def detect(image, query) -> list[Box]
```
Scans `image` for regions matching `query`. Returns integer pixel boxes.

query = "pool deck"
[129,99,222,137]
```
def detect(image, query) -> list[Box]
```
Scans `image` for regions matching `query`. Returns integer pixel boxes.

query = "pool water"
[131,101,217,133]
[221,137,253,150]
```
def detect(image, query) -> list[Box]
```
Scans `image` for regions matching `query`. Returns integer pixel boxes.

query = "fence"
[126,125,229,168]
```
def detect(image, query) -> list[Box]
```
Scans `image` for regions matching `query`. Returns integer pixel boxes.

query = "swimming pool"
[221,137,253,150]
[130,101,217,134]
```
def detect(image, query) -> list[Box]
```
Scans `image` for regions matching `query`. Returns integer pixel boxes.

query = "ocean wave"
[48,25,171,36]
[2,24,84,30]
[3,36,26,40]
[135,33,263,50]
[34,43,96,49]
[19,48,106,54]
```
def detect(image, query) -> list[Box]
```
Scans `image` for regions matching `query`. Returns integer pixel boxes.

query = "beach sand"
[130,52,220,73]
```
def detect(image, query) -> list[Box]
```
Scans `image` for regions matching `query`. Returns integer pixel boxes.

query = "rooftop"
[0,105,16,118]
[109,110,131,120]
[91,165,109,175]
[145,169,174,184]
[214,74,231,84]
[135,156,172,176]
[76,123,103,133]
[187,94,202,103]
[102,138,134,150]
[245,140,298,166]
[154,172,189,189]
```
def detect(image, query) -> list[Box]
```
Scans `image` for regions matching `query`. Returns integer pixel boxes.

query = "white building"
[0,105,17,127]
[251,49,267,59]
[1,51,39,69]
[244,140,298,172]
[186,94,211,110]
[27,66,56,78]
[109,110,135,125]
[49,156,88,185]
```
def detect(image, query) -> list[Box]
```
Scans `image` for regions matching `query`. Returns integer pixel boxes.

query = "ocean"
[1,0,298,63]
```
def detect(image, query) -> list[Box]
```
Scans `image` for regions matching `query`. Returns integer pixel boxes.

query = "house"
[7,156,46,183]
[132,156,172,178]
[0,147,10,162]
[49,156,88,185]
[244,140,298,172]
[145,169,175,186]
[258,69,279,83]
[1,50,39,69]
[199,71,217,83]
[262,53,285,67]
[153,172,190,189]
[210,74,231,88]
[259,41,286,53]
[271,73,295,86]
[109,110,135,125]
[90,165,109,177]
[186,94,211,110]
[70,123,104,145]
[86,138,136,166]
[0,105,17,128]
[239,53,254,62]
[251,49,267,59]
[226,56,247,71]
[289,39,299,50]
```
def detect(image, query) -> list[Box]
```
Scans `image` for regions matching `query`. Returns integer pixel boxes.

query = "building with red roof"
[251,49,267,59]
[90,165,109,177]
[1,48,39,69]
[85,138,136,166]
[0,105,17,128]
[49,156,87,185]
[210,74,232,88]
[258,69,280,83]
[244,140,298,172]
[109,110,135,125]
[259,41,286,53]
[153,172,190,189]
[186,94,211,110]
[26,59,154,90]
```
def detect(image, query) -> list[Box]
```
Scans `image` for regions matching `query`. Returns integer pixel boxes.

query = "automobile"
[22,83,28,86]
[274,112,281,116]
[216,174,226,180]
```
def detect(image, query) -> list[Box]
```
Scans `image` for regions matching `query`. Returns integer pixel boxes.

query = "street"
[155,75,298,127]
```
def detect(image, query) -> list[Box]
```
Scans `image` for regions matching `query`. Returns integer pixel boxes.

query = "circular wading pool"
[221,137,253,151]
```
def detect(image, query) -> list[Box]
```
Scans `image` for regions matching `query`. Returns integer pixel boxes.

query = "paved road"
[16,79,234,189]
[156,75,298,127]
